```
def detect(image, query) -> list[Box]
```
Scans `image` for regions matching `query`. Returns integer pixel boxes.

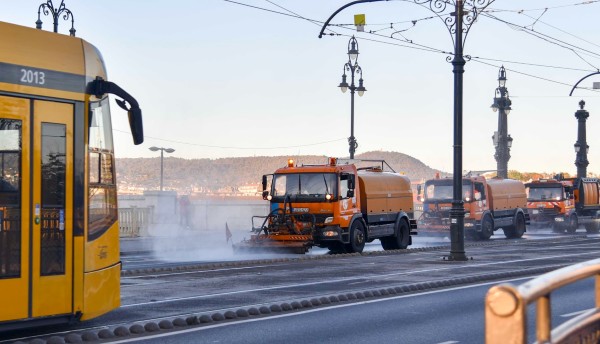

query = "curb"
[20,263,567,343]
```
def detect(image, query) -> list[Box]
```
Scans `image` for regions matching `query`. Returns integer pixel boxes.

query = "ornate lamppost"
[320,0,495,261]
[338,36,367,159]
[36,0,76,36]
[574,100,589,179]
[149,146,175,191]
[568,73,599,179]
[491,66,512,179]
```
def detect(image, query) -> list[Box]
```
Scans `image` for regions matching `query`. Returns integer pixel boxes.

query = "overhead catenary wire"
[221,0,600,95]
[223,0,600,73]
[113,128,346,150]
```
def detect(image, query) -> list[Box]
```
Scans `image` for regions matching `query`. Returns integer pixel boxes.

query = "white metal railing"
[118,207,153,237]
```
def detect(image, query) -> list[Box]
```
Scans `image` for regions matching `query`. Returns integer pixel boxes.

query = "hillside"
[116,151,443,194]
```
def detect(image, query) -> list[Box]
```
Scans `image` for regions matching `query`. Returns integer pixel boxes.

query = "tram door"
[0,96,73,321]
[31,100,73,317]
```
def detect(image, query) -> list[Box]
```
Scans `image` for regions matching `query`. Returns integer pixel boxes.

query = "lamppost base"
[444,253,470,261]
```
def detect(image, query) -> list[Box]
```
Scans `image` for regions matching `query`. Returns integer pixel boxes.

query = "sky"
[3,0,600,175]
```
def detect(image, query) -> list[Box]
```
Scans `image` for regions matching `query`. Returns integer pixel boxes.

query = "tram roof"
[0,21,107,100]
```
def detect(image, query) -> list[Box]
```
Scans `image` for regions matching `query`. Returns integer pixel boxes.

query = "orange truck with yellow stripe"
[233,158,417,254]
[418,175,529,239]
[525,178,600,233]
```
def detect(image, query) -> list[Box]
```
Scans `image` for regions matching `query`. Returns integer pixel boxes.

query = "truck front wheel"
[566,215,578,234]
[479,215,493,240]
[346,221,365,253]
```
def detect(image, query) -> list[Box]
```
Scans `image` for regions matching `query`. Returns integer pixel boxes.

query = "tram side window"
[40,123,66,276]
[0,119,21,278]
[88,99,117,241]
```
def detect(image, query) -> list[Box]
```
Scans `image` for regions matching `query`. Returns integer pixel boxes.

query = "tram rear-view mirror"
[128,108,144,145]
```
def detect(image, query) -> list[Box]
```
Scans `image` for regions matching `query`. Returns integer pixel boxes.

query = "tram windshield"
[88,97,117,240]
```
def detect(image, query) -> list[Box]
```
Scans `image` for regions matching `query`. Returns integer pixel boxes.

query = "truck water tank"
[357,171,413,215]
[486,178,527,211]
[581,180,600,207]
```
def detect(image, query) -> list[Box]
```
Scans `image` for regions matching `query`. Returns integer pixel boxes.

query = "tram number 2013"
[20,69,45,85]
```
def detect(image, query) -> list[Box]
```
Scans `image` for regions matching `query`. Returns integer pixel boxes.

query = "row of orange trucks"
[233,158,600,254]
[415,174,600,237]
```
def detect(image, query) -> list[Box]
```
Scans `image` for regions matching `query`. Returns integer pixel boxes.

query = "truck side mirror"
[262,175,270,200]
[417,184,422,195]
[347,189,354,198]
[348,174,355,190]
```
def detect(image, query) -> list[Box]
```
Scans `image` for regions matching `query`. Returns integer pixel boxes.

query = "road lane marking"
[561,308,594,318]
[111,276,532,343]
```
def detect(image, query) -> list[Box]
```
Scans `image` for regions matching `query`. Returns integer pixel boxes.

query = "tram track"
[4,235,600,343]
[120,234,591,277]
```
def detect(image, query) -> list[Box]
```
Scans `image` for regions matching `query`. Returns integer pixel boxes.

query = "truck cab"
[525,179,574,231]
[526,177,600,233]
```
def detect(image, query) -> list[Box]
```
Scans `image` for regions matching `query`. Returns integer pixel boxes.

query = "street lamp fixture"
[36,0,76,36]
[348,37,359,62]
[149,146,175,191]
[338,36,366,159]
[491,66,513,179]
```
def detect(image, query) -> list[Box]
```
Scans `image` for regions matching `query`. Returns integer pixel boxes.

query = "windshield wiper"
[322,174,330,196]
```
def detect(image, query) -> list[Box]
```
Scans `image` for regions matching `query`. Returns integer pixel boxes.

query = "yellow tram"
[0,21,143,330]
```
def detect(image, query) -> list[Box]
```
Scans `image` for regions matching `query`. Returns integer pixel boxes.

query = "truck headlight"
[464,212,470,218]
[554,217,564,222]
[324,217,333,224]
[323,230,338,237]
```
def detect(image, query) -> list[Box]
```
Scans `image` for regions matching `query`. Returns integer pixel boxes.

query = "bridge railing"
[118,207,154,237]
[485,258,600,344]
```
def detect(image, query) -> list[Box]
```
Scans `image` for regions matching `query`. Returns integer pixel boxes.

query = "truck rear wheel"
[504,213,526,239]
[380,218,410,250]
[479,215,493,240]
[345,221,365,253]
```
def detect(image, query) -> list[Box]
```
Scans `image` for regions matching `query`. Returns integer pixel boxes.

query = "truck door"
[473,182,486,218]
[340,173,356,220]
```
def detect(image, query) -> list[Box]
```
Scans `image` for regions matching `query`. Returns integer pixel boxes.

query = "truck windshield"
[424,180,473,202]
[526,186,563,201]
[272,173,337,200]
